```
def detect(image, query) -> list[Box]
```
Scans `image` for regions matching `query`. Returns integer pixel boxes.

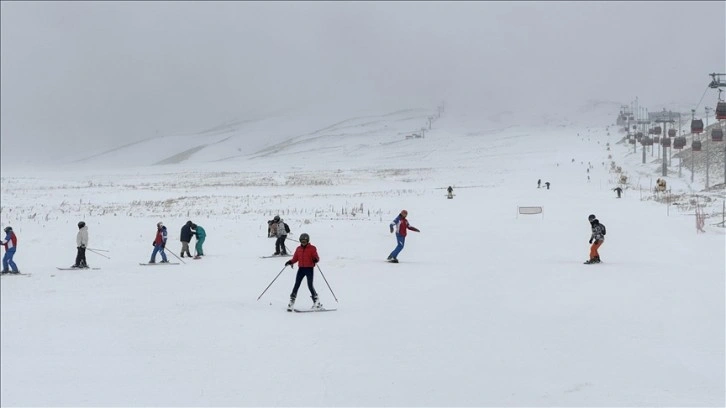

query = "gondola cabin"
[712,128,724,142]
[716,101,726,120]
[673,136,686,149]
[692,140,702,151]
[661,137,671,147]
[691,119,704,134]
[668,128,676,137]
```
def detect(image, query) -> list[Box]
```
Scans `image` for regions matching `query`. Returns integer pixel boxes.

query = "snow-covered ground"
[1,104,724,406]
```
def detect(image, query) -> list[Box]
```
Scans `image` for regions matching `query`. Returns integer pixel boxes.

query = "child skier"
[284,233,320,311]
[1,226,19,274]
[149,222,169,263]
[387,210,420,263]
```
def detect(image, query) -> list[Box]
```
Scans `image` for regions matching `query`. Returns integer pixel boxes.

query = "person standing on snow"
[585,214,606,264]
[284,233,320,311]
[73,221,89,268]
[180,221,194,258]
[613,187,623,198]
[387,209,420,263]
[273,216,289,256]
[1,226,19,274]
[191,223,206,257]
[149,222,169,263]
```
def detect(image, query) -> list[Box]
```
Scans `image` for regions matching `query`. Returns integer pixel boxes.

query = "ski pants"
[195,237,205,256]
[589,239,603,259]
[389,234,406,259]
[290,267,317,299]
[275,235,287,254]
[181,241,192,257]
[3,247,18,272]
[75,246,87,267]
[151,244,168,262]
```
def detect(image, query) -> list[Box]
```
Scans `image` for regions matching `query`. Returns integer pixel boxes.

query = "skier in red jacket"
[284,233,320,311]
[387,209,420,263]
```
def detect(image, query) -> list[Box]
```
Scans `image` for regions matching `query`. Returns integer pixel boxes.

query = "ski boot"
[287,296,296,312]
[594,256,602,263]
[584,258,597,264]
[388,258,399,263]
[312,295,322,309]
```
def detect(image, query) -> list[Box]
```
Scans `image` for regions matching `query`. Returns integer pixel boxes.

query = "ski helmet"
[4,226,11,233]
[299,233,310,242]
[588,214,596,222]
[274,215,280,222]
[78,221,86,228]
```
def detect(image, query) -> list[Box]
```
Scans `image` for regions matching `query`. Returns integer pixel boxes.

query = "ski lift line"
[692,84,711,114]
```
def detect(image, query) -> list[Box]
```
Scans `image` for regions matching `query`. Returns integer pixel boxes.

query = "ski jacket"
[76,225,89,247]
[390,215,419,237]
[590,221,606,241]
[275,220,287,237]
[194,225,206,239]
[180,222,194,242]
[1,231,17,250]
[154,226,168,246]
[290,244,319,268]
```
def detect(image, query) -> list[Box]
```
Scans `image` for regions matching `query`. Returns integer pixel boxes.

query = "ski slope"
[1,105,724,406]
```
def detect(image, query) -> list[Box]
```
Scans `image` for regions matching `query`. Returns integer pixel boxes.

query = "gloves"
[390,226,394,233]
[285,260,292,266]
[162,243,166,249]
[81,245,86,249]
[313,258,319,264]
[152,242,156,247]
[411,227,420,232]
[589,239,593,244]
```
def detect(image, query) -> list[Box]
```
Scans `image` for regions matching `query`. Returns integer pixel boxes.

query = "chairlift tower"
[655,109,676,177]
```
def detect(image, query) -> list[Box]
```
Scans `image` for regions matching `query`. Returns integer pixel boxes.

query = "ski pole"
[87,248,109,252]
[87,248,110,259]
[257,265,288,301]
[316,264,338,303]
[167,246,186,264]
[287,237,300,243]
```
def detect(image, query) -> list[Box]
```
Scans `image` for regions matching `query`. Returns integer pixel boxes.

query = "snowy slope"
[1,104,724,406]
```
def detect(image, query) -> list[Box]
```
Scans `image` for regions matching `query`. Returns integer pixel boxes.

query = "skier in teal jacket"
[191,224,206,257]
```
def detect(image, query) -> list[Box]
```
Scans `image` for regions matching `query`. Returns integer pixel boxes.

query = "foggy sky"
[1,1,724,164]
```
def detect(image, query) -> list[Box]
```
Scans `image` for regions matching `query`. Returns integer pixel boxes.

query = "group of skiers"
[149,221,206,264]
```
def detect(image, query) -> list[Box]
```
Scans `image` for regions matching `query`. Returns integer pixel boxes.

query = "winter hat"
[401,210,408,217]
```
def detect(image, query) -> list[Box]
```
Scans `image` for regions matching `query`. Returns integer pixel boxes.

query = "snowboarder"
[191,223,206,257]
[284,233,320,311]
[180,220,194,258]
[387,210,420,263]
[585,214,606,264]
[447,186,454,199]
[72,221,89,268]
[1,226,19,274]
[613,187,623,198]
[149,222,169,263]
[273,216,289,255]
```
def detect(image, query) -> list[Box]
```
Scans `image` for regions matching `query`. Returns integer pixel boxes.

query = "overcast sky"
[1,1,724,163]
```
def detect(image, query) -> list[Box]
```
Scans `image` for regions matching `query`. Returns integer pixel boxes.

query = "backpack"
[284,223,290,233]
[600,223,606,236]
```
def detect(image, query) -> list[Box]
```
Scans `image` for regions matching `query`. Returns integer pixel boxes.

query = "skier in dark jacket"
[585,214,606,264]
[180,221,194,258]
[387,210,420,263]
[1,226,19,274]
[284,233,320,311]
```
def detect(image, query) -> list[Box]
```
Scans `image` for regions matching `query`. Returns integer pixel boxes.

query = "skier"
[613,187,623,198]
[273,216,289,256]
[72,221,89,268]
[284,233,320,311]
[149,222,169,263]
[267,217,278,238]
[585,214,606,264]
[387,210,420,263]
[537,179,541,188]
[191,223,206,257]
[447,186,454,199]
[1,226,19,274]
[545,181,551,190]
[180,220,194,258]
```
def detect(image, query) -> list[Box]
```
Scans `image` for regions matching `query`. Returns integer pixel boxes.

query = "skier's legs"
[160,247,168,262]
[79,247,87,266]
[5,248,17,271]
[196,237,205,256]
[290,269,306,299]
[275,236,284,254]
[389,234,406,259]
[302,268,318,298]
[589,241,603,259]
[150,245,160,262]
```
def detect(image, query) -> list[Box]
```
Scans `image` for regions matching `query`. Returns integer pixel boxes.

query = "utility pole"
[705,106,711,189]
[656,109,675,177]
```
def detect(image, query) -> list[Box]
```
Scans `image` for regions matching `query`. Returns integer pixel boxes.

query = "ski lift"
[691,119,704,134]
[668,128,676,137]
[661,137,671,147]
[654,126,662,135]
[654,136,660,143]
[716,101,726,120]
[692,140,702,151]
[673,136,686,149]
[712,128,724,142]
